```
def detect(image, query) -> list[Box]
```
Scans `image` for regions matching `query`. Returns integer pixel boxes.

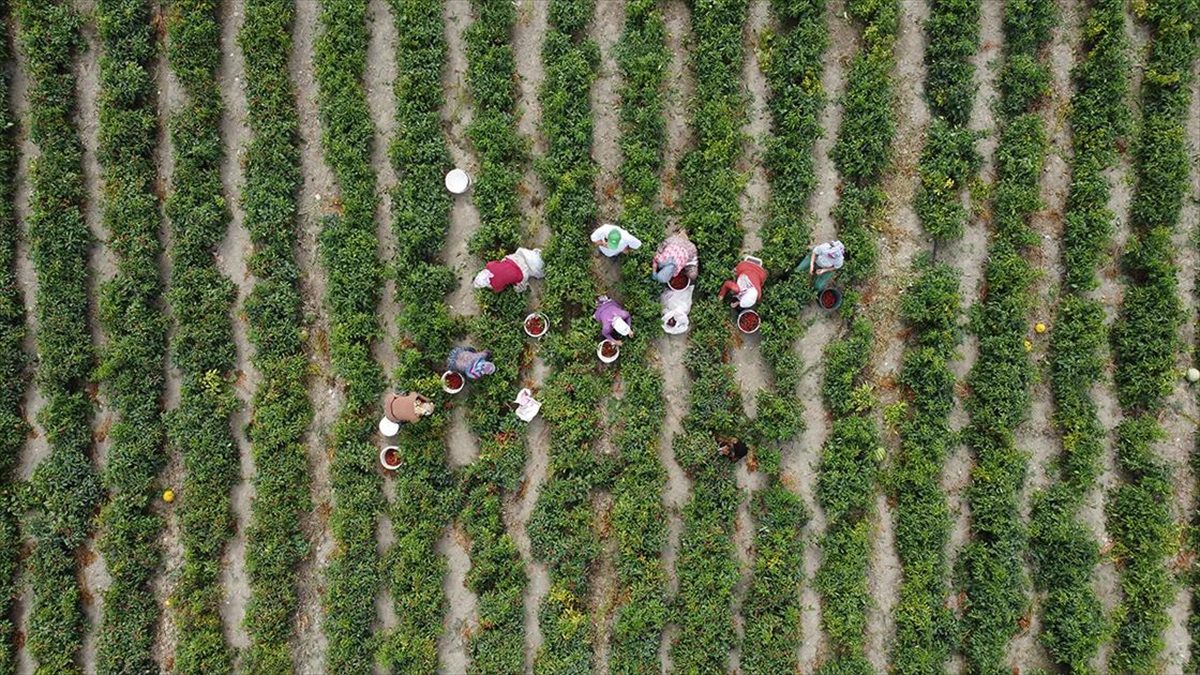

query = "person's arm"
[718,279,737,299]
[816,266,834,275]
[809,255,816,274]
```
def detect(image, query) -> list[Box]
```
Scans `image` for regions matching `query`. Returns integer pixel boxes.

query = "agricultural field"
[1,0,1199,672]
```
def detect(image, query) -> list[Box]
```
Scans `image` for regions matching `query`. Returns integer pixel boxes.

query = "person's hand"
[730,300,739,308]
[816,267,832,276]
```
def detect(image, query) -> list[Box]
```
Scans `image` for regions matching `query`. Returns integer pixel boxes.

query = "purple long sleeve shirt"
[593,299,631,340]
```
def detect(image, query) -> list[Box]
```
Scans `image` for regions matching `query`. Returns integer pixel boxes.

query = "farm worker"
[716,436,749,462]
[378,391,434,437]
[661,285,694,335]
[590,223,642,257]
[718,258,768,309]
[652,231,699,283]
[472,247,545,293]
[796,240,845,292]
[594,296,633,342]
[447,346,496,380]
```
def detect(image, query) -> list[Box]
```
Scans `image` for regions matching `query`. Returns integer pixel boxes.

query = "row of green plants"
[379,0,457,670]
[890,0,976,669]
[813,0,896,671]
[1029,0,1129,670]
[15,1,104,671]
[0,0,26,669]
[825,0,898,293]
[0,1,26,671]
[238,0,313,671]
[740,0,827,670]
[957,0,1054,668]
[527,1,608,671]
[458,1,531,670]
[93,0,168,670]
[163,0,240,669]
[670,0,750,670]
[312,0,386,670]
[816,318,877,673]
[1108,0,1197,670]
[607,0,670,669]
[891,259,960,673]
[914,0,981,242]
[0,1,25,667]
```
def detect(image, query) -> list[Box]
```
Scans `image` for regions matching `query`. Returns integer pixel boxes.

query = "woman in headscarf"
[593,296,633,342]
[472,247,545,293]
[447,346,496,380]
[651,231,698,283]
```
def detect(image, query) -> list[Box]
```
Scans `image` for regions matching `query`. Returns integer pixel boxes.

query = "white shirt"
[736,275,758,308]
[591,224,642,257]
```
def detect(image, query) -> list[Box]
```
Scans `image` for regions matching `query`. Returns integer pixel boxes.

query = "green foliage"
[669,0,754,670]
[163,0,240,669]
[607,0,670,670]
[1108,1,1198,671]
[1028,2,1130,670]
[957,0,1054,669]
[892,260,960,673]
[1107,417,1175,673]
[313,0,386,670]
[527,3,609,671]
[237,0,313,671]
[827,0,898,289]
[15,1,103,671]
[92,0,168,670]
[752,0,826,474]
[0,1,26,672]
[159,3,245,670]
[807,1,897,668]
[457,2,531,670]
[377,1,456,671]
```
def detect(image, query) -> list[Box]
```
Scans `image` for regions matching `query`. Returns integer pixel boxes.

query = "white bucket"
[379,446,402,471]
[445,168,471,194]
[524,312,548,338]
[737,309,761,335]
[442,370,465,394]
[597,340,620,364]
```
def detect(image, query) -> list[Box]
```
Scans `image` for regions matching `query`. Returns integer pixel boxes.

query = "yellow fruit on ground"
[1035,322,1046,334]
[163,489,174,503]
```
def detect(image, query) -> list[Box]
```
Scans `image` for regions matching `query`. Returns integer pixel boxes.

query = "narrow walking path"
[796,0,857,667]
[1009,0,1079,669]
[863,0,929,665]
[728,2,772,669]
[942,1,1003,666]
[437,3,483,671]
[654,1,695,667]
[216,0,256,658]
[72,0,112,668]
[289,0,339,668]
[150,11,185,667]
[506,3,551,670]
